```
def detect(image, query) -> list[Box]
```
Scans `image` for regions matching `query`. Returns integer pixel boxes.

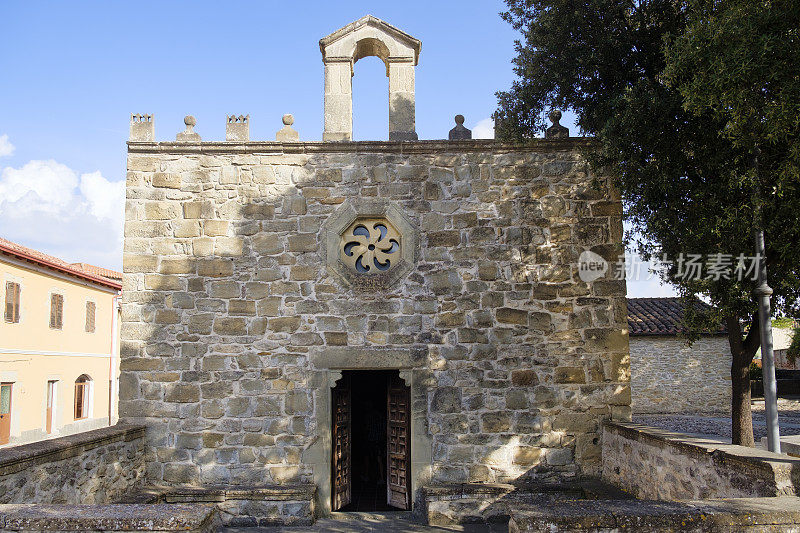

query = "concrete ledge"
[163,484,316,503]
[120,485,316,527]
[423,481,630,525]
[0,503,219,532]
[0,423,146,477]
[603,421,800,500]
[127,138,595,155]
[762,435,800,458]
[509,496,800,532]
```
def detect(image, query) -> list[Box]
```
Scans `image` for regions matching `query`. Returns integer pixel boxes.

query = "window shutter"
[4,283,9,321]
[13,283,19,322]
[4,282,19,323]
[50,294,63,329]
[4,283,12,322]
[85,301,96,333]
[50,295,56,328]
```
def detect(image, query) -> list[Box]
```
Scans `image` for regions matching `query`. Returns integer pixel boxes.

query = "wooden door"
[387,375,411,509]
[0,383,12,445]
[46,381,56,434]
[331,375,352,511]
[74,382,86,419]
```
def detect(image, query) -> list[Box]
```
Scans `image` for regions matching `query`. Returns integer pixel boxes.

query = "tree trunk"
[726,315,761,446]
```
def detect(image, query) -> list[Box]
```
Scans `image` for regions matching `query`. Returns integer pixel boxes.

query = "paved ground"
[634,398,800,442]
[222,512,507,533]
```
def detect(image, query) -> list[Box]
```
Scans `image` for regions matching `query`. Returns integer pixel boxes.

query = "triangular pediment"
[319,15,421,64]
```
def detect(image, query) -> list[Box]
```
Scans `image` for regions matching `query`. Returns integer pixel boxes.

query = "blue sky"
[0,1,674,297]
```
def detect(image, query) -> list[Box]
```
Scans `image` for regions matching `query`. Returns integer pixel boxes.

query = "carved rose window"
[341,219,400,273]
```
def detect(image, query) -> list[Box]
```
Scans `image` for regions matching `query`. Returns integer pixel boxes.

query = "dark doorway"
[332,370,411,512]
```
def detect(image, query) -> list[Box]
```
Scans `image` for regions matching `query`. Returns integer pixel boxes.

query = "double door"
[332,373,411,511]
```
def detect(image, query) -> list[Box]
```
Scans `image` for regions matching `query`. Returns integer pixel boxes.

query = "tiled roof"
[0,237,122,290]
[70,262,123,282]
[627,297,726,337]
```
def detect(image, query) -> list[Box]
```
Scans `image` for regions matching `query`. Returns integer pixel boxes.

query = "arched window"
[74,375,92,420]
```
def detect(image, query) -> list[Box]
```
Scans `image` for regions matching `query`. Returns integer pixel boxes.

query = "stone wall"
[0,424,146,504]
[120,139,630,506]
[630,335,731,414]
[603,421,800,501]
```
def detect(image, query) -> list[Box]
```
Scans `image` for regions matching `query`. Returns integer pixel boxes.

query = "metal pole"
[755,229,780,453]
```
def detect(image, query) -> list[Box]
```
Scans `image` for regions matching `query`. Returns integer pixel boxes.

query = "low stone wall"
[603,421,800,500]
[0,503,219,532]
[0,423,146,504]
[630,335,731,414]
[509,496,800,532]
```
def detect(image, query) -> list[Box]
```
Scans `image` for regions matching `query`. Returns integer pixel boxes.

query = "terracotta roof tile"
[0,237,121,290]
[69,262,123,282]
[627,297,725,336]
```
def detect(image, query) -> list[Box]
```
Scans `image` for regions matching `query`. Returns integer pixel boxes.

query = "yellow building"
[0,237,121,447]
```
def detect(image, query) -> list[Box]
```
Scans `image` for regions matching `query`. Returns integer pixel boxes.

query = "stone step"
[761,434,800,456]
[0,503,218,532]
[221,510,506,532]
[510,496,800,532]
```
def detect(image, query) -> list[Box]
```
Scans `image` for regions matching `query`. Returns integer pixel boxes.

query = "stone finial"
[176,115,201,142]
[276,114,299,142]
[545,110,569,139]
[448,114,472,140]
[226,115,250,142]
[129,114,154,141]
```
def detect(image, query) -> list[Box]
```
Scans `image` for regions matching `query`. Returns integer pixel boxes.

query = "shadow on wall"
[389,93,416,141]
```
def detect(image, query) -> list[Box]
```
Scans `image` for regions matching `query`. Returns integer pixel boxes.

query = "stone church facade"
[119,16,630,519]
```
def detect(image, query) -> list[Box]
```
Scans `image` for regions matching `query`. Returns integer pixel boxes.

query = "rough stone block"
[197,259,234,277]
[287,234,317,252]
[152,173,182,189]
[213,317,248,336]
[496,307,528,325]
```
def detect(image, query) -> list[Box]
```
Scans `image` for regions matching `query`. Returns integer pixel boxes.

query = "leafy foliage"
[773,317,797,329]
[495,0,800,323]
[750,362,763,381]
[495,0,800,444]
[787,329,800,366]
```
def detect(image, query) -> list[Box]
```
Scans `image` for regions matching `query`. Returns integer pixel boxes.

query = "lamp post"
[755,228,780,453]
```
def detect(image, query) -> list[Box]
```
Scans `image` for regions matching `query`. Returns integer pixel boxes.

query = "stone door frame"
[303,348,432,516]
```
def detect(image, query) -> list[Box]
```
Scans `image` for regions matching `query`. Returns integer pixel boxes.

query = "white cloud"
[0,160,125,270]
[626,276,679,298]
[623,254,679,298]
[0,135,14,158]
[472,118,495,139]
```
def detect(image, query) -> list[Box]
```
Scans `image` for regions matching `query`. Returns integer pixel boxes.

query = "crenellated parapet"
[226,115,250,142]
[129,114,154,141]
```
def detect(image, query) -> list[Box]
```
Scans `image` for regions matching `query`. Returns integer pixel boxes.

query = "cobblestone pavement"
[634,398,800,442]
[222,512,507,533]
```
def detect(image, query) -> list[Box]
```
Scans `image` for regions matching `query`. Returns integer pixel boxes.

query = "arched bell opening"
[352,56,390,141]
[321,15,420,141]
[353,37,391,76]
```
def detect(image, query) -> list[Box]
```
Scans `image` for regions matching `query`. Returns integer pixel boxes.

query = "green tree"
[495,0,800,445]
